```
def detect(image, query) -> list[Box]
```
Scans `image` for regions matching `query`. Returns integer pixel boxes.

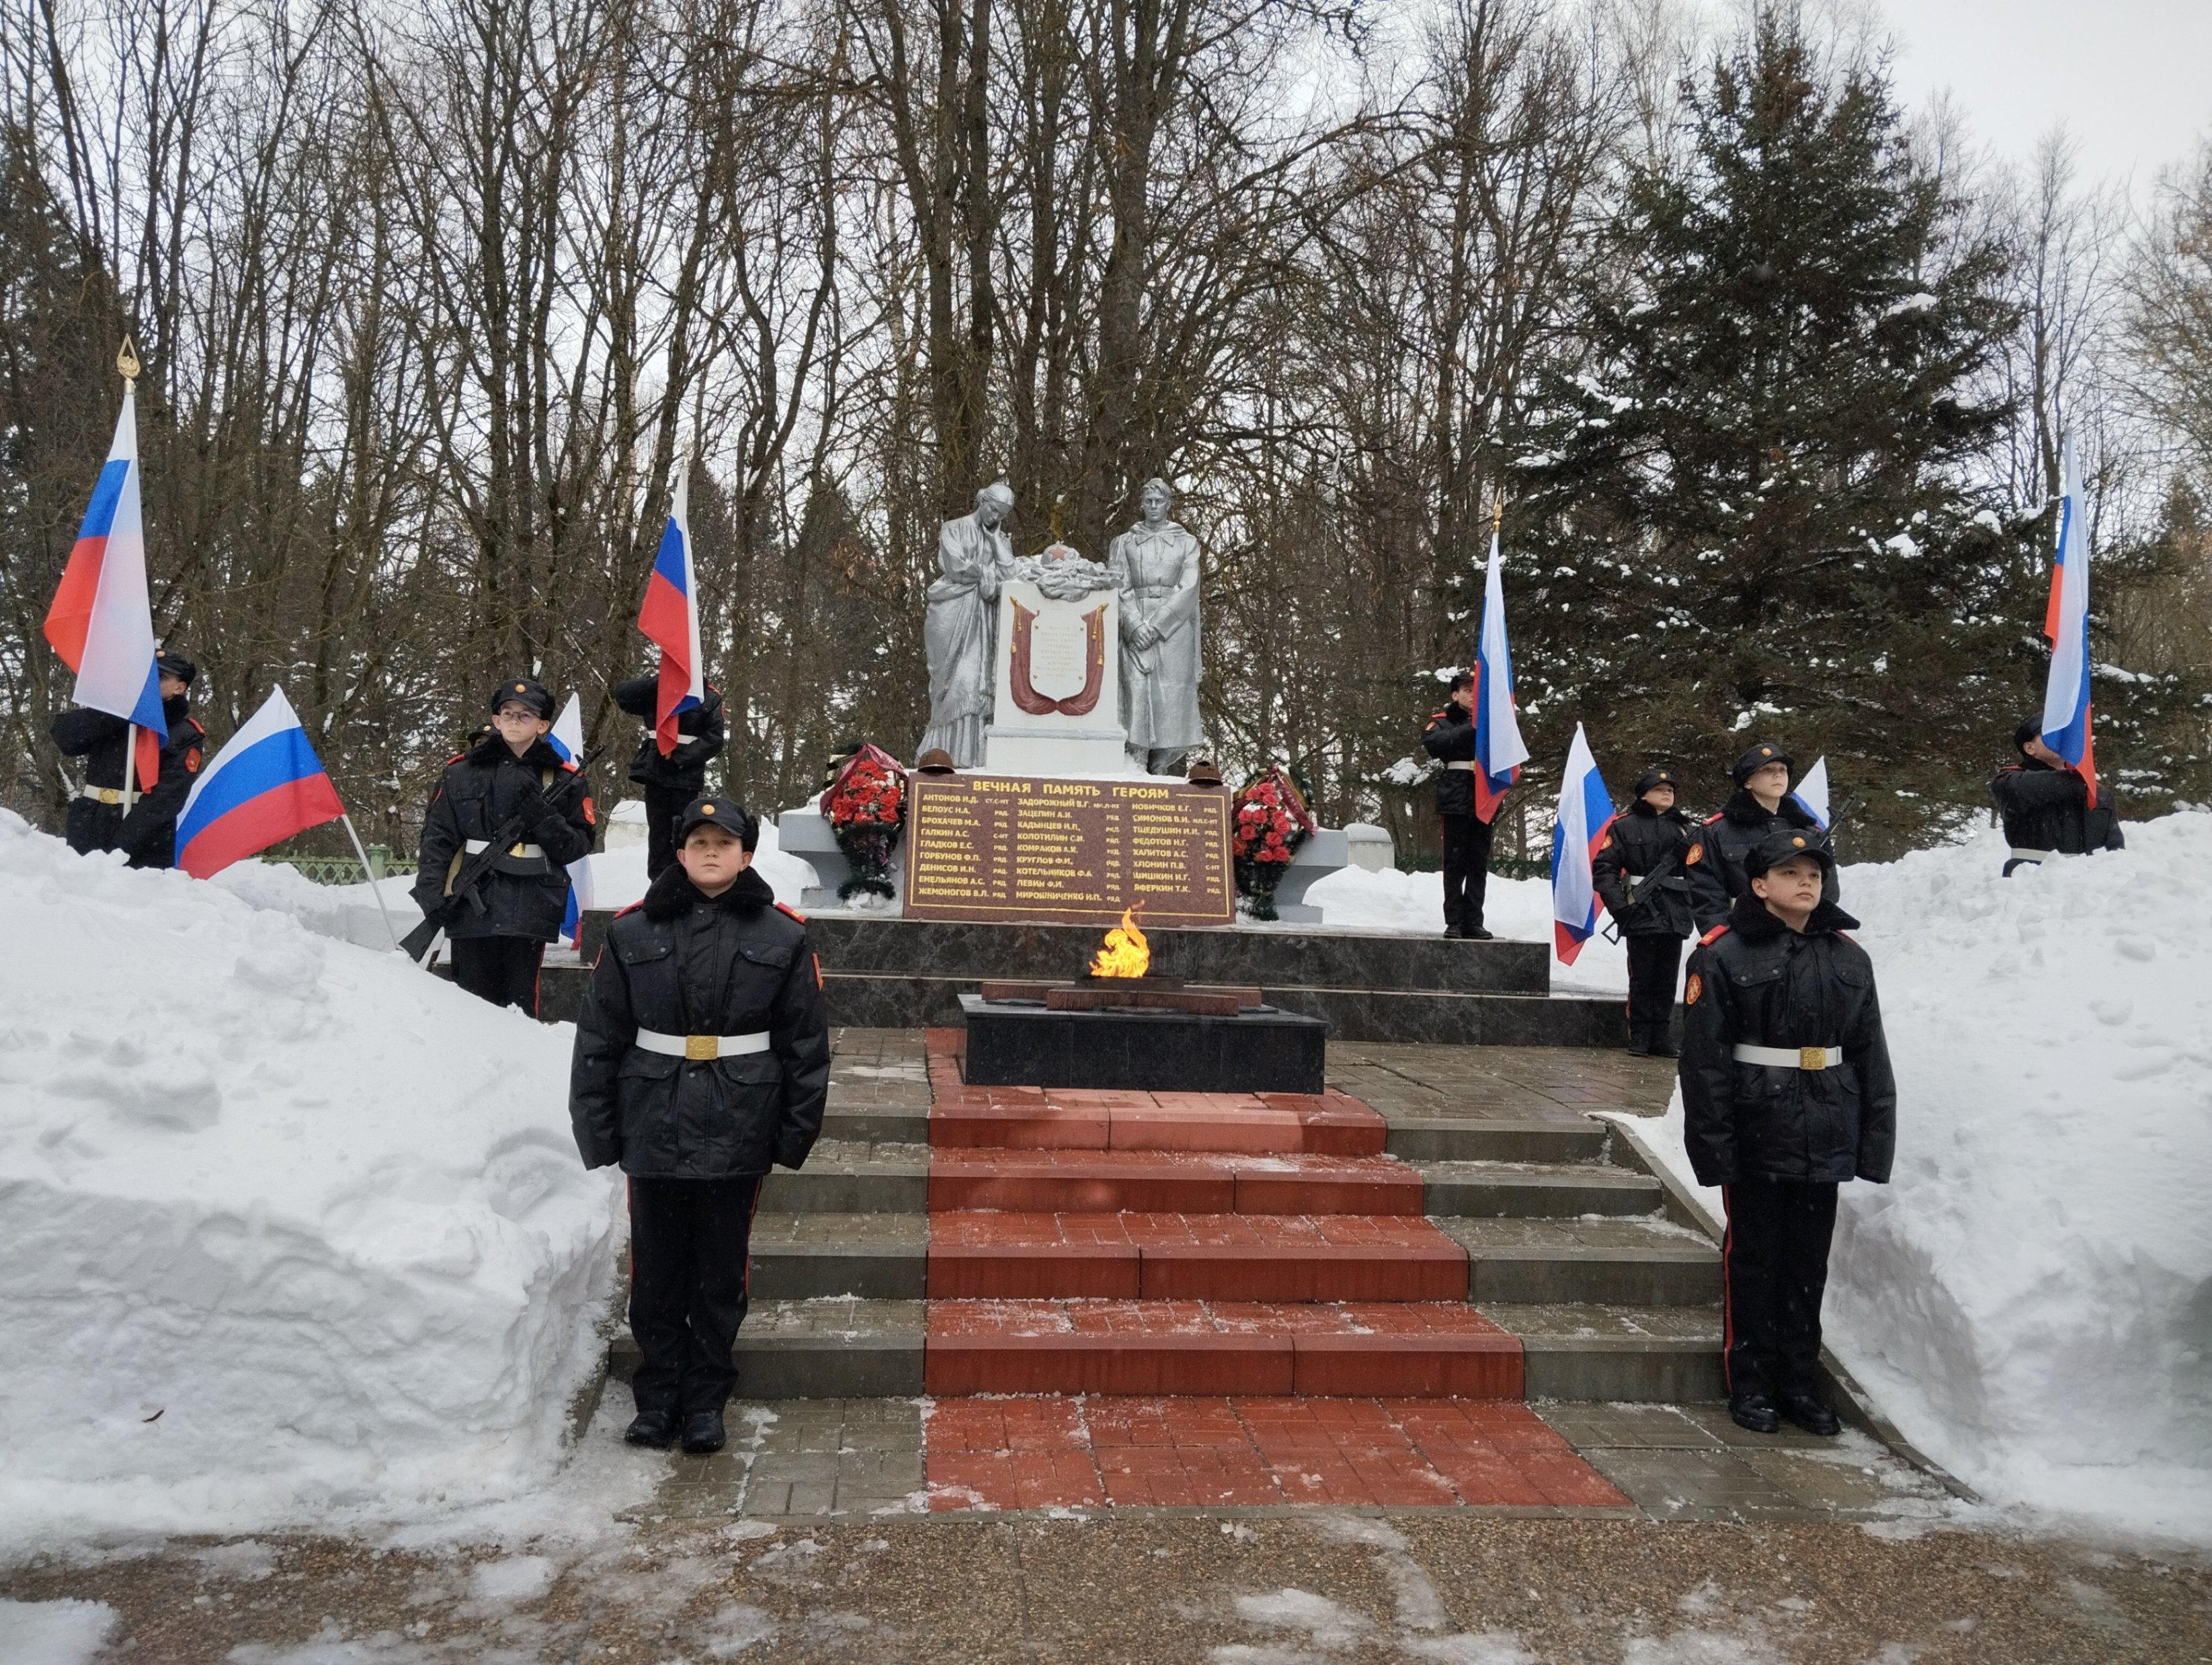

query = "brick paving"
[924,1395,1631,1512]
[1327,1038,1677,1121]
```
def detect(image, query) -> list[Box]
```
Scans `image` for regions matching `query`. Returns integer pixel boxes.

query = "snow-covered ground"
[1300,864,1632,994]
[1625,814,2212,1545]
[0,811,623,1554]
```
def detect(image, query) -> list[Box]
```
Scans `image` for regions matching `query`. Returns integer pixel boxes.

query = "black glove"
[507,780,548,823]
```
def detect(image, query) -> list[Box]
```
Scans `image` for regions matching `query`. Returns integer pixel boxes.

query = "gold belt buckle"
[685,1034,719,1061]
[509,842,532,858]
[1799,1046,1826,1070]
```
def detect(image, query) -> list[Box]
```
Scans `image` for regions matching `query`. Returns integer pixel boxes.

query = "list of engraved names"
[902,774,1233,926]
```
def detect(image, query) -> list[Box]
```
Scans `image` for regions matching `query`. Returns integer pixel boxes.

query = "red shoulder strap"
[1698,924,1730,946]
[775,901,808,923]
[612,901,644,920]
[1701,811,1723,825]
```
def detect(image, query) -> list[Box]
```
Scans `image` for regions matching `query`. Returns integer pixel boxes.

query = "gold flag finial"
[1491,497,1504,534]
[116,337,140,387]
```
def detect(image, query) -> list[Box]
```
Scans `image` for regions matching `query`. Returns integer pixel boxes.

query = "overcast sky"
[1875,0,2211,192]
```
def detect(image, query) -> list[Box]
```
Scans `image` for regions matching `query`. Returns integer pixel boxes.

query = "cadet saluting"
[1592,766,1695,1057]
[1678,828,1895,1438]
[1685,741,1834,932]
[413,678,595,1012]
[569,797,830,1457]
[49,649,205,868]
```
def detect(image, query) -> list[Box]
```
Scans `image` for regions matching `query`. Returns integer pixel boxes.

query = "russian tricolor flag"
[43,389,165,791]
[173,688,345,879]
[2041,444,2097,807]
[1471,529,1530,823]
[548,694,595,945]
[1549,723,1614,966]
[1789,756,1830,829]
[637,464,704,758]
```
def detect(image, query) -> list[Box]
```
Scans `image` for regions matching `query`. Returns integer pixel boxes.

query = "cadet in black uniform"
[49,649,206,868]
[570,796,831,1455]
[1679,828,1896,1437]
[1422,672,1496,939]
[1685,741,1834,932]
[413,678,596,1013]
[1592,766,1696,1057]
[1990,719,2124,876]
[611,674,727,880]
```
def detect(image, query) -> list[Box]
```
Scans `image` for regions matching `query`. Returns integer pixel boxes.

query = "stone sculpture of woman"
[919,481,1016,768]
[1106,477,1204,774]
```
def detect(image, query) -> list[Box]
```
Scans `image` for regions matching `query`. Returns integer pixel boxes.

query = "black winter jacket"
[413,735,594,942]
[612,675,726,794]
[1592,800,1697,938]
[569,866,830,1178]
[1679,895,1897,1188]
[51,695,206,868]
[1990,761,2123,868]
[1685,790,1837,932]
[1421,703,1480,817]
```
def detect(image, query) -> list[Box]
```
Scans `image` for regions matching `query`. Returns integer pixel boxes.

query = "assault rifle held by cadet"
[399,747,605,965]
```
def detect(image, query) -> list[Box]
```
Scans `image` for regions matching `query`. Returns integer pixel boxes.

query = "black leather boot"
[1778,1389,1842,1436]
[681,1408,727,1455]
[624,1408,678,1449]
[1729,1393,1781,1434]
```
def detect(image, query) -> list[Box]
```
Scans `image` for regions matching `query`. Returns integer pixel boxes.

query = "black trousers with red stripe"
[1721,1178,1840,1401]
[627,1174,765,1416]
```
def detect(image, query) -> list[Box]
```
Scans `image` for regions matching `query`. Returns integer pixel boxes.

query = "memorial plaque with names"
[901,774,1233,926]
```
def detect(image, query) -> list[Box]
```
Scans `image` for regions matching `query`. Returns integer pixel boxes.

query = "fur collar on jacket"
[467,733,566,771]
[1719,788,1817,828]
[1629,799,1690,824]
[642,864,776,921]
[1723,893,1860,941]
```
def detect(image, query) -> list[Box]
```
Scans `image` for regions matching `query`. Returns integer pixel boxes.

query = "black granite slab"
[959,994,1327,1093]
[575,909,1549,994]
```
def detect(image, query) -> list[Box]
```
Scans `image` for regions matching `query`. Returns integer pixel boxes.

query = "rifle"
[1600,829,1689,945]
[400,746,605,964]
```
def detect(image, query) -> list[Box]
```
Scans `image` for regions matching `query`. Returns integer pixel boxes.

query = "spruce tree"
[1502,13,2021,854]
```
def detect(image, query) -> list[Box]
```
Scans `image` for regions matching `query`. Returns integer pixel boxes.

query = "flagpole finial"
[1491,498,1503,534]
[116,337,140,389]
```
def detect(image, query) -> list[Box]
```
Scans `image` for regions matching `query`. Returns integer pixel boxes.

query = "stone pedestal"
[960,993,1326,1093]
[773,805,897,914]
[1265,828,1350,926]
[983,577,1130,774]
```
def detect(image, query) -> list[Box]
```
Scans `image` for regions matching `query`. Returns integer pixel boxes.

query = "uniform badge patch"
[186,750,201,772]
[1684,973,1702,1005]
[1685,844,1703,865]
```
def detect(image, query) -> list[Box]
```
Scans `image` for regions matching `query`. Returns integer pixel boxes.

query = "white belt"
[1733,1044,1844,1070]
[635,1028,772,1061]
[2006,847,2074,863]
[75,785,127,805]
[1446,760,1477,771]
[464,838,546,858]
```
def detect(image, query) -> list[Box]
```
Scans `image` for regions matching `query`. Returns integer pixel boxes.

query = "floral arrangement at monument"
[822,743,907,903]
[1230,764,1316,920]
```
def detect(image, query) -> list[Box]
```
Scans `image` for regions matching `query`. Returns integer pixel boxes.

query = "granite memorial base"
[959,991,1326,1094]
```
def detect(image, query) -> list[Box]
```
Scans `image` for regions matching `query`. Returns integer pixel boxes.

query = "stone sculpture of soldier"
[1106,477,1204,774]
[919,480,1016,768]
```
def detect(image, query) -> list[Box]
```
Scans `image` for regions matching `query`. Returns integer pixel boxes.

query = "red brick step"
[928,1212,1469,1303]
[925,1299,1523,1398]
[926,1149,1424,1215]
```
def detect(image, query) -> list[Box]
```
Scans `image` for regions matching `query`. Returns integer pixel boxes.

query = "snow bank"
[1302,864,1632,995]
[0,812,622,1551]
[1631,815,2212,1543]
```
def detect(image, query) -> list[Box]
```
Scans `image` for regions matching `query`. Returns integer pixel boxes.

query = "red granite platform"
[927,1149,1424,1215]
[923,1395,1631,1511]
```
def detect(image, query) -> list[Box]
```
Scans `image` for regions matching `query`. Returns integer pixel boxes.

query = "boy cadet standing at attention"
[1592,766,1696,1057]
[1422,671,1496,939]
[1678,828,1895,1437]
[611,672,727,880]
[414,678,596,1012]
[569,796,830,1456]
[1685,741,1834,932]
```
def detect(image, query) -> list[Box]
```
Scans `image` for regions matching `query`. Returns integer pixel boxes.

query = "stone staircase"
[606,1029,1722,1406]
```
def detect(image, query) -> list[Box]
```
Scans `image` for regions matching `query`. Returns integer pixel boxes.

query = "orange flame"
[1089,905,1149,978]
